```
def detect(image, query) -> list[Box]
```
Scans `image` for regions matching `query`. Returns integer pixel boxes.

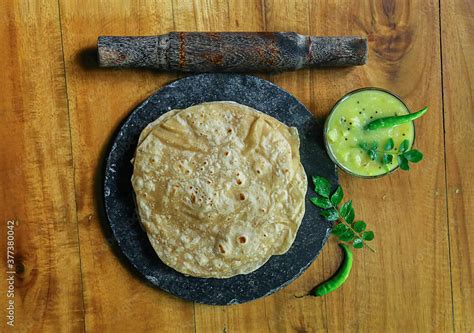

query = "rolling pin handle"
[307,36,368,67]
[98,36,168,69]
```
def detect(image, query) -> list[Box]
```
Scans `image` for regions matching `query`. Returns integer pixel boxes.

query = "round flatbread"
[131,101,307,278]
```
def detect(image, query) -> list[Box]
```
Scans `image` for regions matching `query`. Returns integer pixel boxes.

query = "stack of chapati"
[132,101,307,278]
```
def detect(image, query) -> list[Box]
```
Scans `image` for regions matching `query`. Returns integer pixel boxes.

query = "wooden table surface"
[1,0,472,332]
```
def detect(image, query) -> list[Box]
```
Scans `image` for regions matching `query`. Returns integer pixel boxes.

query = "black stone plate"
[103,73,337,305]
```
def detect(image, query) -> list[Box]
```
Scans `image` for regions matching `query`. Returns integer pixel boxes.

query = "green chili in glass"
[365,106,428,131]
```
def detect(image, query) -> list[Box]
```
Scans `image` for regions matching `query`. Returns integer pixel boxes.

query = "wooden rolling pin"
[98,32,367,72]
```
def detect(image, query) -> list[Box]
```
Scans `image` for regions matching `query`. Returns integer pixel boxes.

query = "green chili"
[313,243,353,296]
[365,106,428,131]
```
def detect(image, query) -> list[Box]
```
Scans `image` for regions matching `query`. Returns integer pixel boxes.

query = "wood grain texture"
[441,0,474,331]
[57,0,194,331]
[0,0,84,331]
[1,0,471,331]
[310,0,453,331]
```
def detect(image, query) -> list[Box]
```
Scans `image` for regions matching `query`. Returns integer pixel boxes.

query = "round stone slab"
[103,73,337,305]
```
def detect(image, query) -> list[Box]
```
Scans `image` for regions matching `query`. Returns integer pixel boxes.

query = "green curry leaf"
[312,176,331,198]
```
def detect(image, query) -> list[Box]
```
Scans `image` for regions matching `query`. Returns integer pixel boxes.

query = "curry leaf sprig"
[310,176,375,252]
[359,138,423,171]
